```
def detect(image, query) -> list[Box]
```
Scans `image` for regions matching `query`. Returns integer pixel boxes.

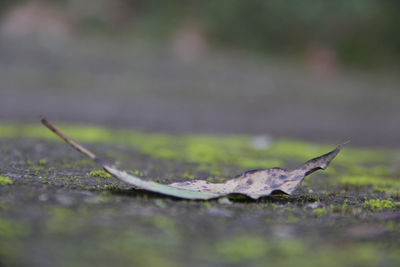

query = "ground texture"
[0,40,400,266]
[1,123,400,267]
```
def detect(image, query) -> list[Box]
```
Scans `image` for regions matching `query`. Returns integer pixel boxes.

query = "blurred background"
[0,0,399,147]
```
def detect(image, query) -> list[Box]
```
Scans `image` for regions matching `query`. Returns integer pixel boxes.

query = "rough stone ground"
[1,124,400,267]
[0,39,400,266]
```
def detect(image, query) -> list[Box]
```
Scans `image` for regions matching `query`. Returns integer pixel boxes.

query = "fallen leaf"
[41,117,346,200]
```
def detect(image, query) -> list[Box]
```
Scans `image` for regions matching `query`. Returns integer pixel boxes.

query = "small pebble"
[306,202,323,209]
[251,135,273,150]
[38,194,49,202]
[55,194,74,206]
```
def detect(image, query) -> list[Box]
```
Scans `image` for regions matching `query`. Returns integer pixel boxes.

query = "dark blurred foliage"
[1,0,400,67]
[203,0,400,66]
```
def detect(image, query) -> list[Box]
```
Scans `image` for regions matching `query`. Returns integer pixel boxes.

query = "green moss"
[336,175,400,195]
[28,165,45,172]
[84,231,178,267]
[286,215,299,223]
[89,169,112,178]
[0,124,19,138]
[154,199,166,208]
[267,140,329,161]
[267,139,388,165]
[0,176,12,186]
[103,183,121,191]
[75,159,95,166]
[39,158,48,165]
[0,217,29,265]
[347,165,390,176]
[0,122,395,177]
[216,236,268,262]
[333,200,355,215]
[0,219,29,238]
[0,242,22,267]
[215,237,399,266]
[149,216,177,239]
[363,199,400,211]
[46,207,84,234]
[96,194,112,203]
[182,171,195,179]
[0,202,10,211]
[206,176,227,183]
[313,208,327,217]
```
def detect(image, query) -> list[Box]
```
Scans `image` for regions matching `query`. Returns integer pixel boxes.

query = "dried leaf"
[41,117,346,200]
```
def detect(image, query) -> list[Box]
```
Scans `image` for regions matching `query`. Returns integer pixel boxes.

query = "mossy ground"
[1,122,400,267]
